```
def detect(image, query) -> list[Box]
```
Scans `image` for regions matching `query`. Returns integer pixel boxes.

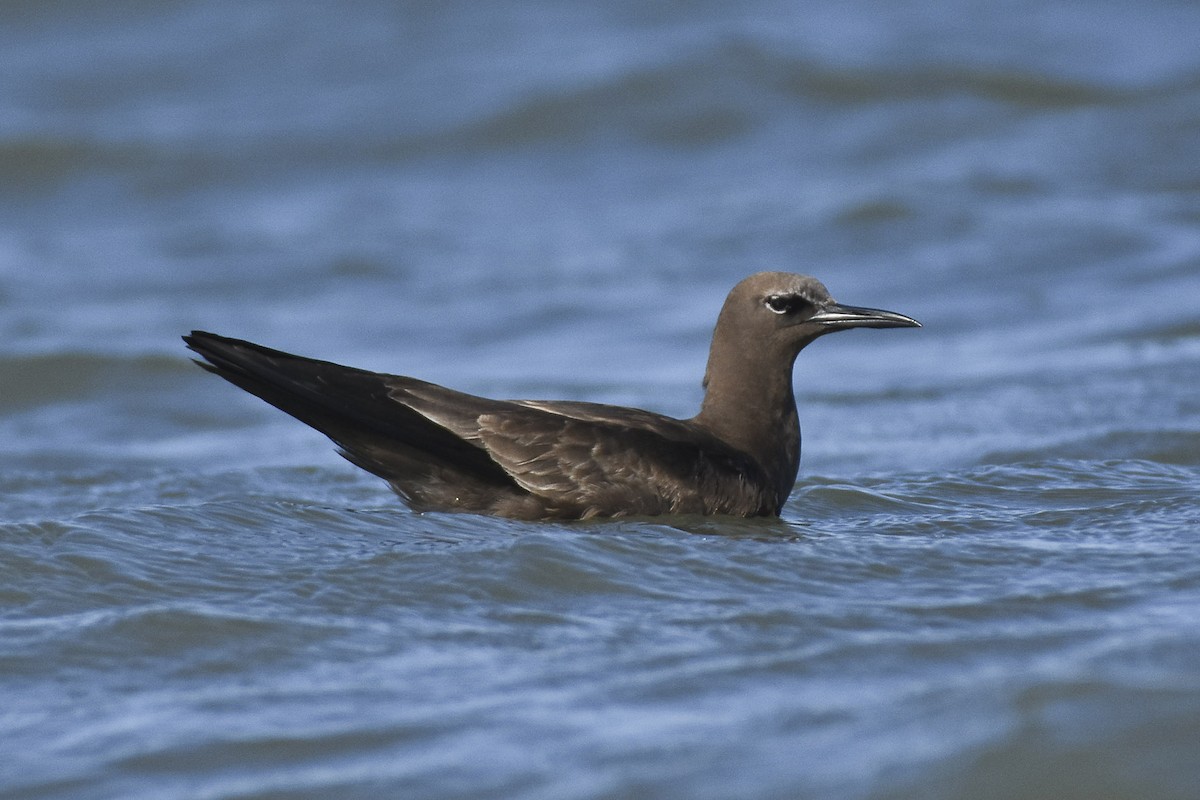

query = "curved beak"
[812,303,921,330]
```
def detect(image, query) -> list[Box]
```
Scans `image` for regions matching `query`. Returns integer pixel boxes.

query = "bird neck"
[693,337,802,494]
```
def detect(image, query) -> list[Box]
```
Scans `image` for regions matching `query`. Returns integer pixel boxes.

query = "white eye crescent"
[765,294,801,315]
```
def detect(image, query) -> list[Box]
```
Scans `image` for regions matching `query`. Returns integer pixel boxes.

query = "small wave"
[0,352,188,410]
[1117,318,1200,344]
[0,136,119,190]
[982,430,1200,467]
[363,37,1143,160]
[793,458,1200,537]
[914,678,1200,800]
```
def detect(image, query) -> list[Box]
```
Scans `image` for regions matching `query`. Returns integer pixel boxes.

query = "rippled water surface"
[3,2,1199,798]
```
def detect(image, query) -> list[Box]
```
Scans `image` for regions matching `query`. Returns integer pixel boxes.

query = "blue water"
[3,2,1200,798]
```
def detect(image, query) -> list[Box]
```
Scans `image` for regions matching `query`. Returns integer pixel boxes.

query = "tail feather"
[183,331,517,494]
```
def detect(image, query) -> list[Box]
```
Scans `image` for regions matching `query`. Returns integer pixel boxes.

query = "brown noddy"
[184,272,919,519]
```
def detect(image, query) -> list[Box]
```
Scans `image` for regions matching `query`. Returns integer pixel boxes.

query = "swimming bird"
[184,272,918,520]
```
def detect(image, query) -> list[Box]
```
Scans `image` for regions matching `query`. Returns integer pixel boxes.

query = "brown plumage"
[184,272,919,519]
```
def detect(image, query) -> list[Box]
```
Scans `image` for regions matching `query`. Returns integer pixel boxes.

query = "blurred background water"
[2,1,1199,798]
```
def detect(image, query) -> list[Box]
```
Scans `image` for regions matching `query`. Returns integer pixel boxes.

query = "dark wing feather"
[400,392,776,518]
[183,332,520,506]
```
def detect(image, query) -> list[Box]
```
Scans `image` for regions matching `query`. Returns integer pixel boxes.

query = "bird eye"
[765,294,801,315]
